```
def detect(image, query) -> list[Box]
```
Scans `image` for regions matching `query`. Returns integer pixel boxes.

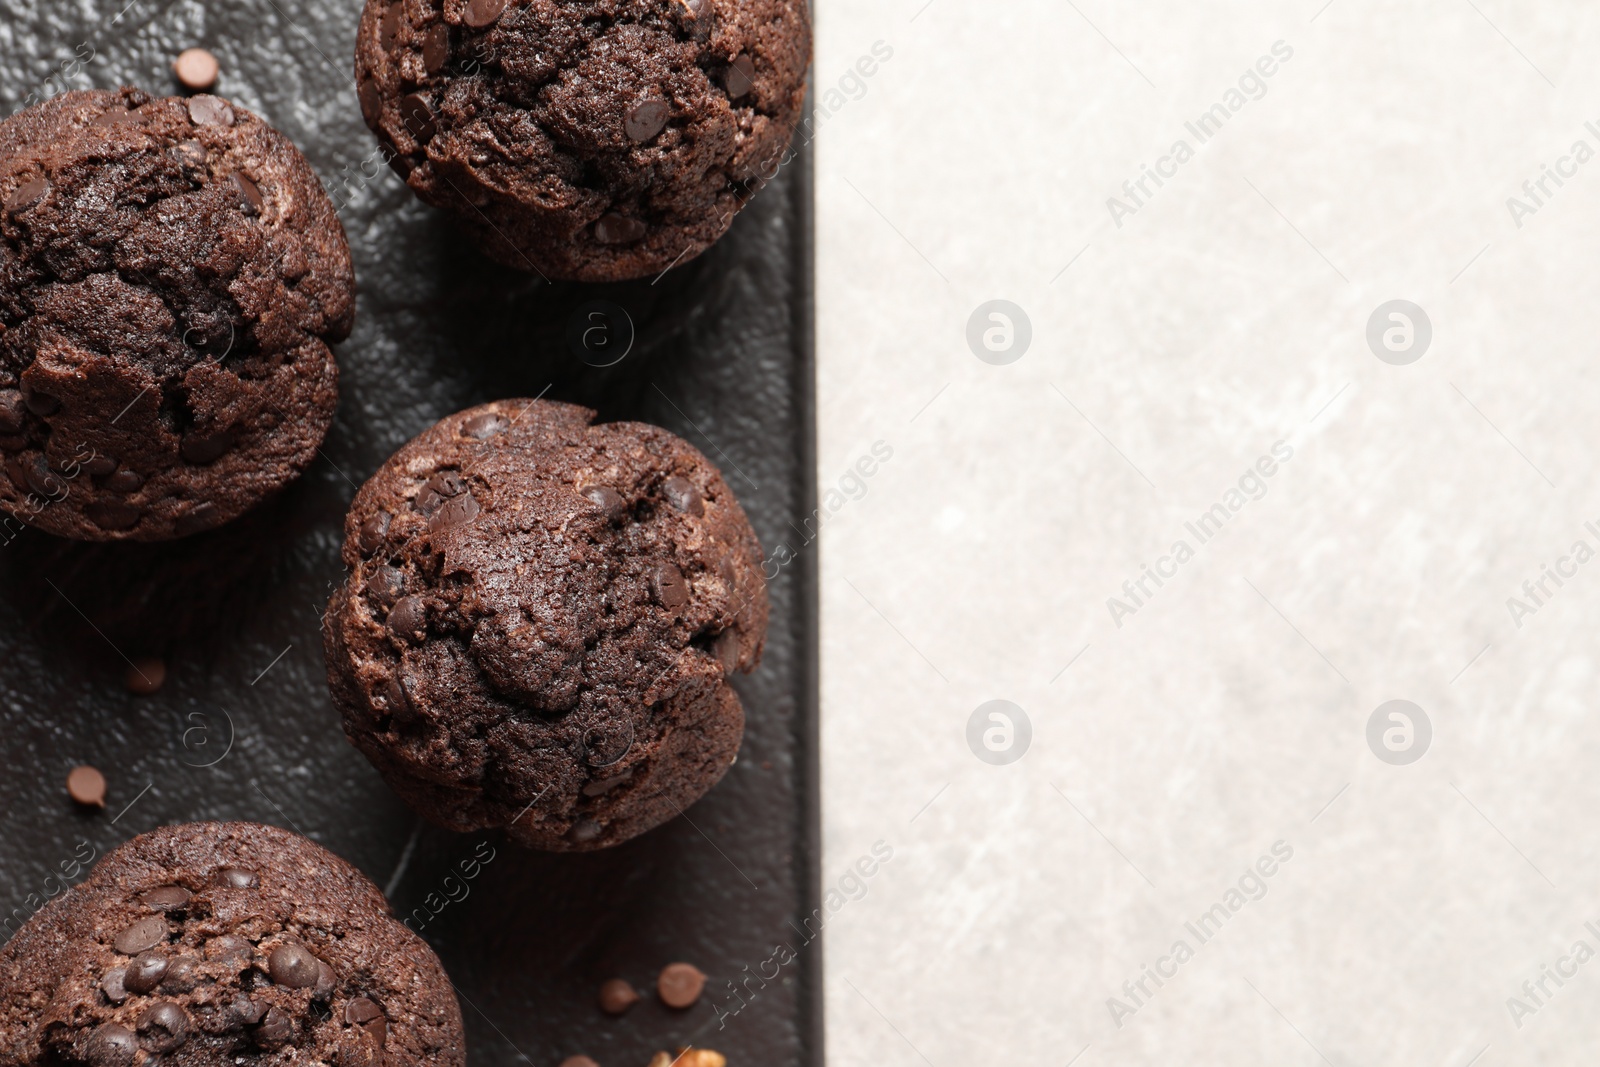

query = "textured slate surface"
[0,3,818,1066]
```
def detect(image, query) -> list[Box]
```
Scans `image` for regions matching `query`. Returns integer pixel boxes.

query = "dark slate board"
[0,3,820,1066]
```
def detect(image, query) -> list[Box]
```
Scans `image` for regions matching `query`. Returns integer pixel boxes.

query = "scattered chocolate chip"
[254,1006,293,1046]
[100,967,129,1005]
[366,566,406,607]
[269,942,322,988]
[651,563,689,611]
[428,470,467,498]
[186,94,234,127]
[114,917,168,956]
[461,412,508,439]
[83,454,117,477]
[358,78,383,127]
[4,178,47,216]
[380,3,401,48]
[345,997,387,1045]
[20,454,61,496]
[162,956,201,993]
[173,502,218,536]
[215,867,258,889]
[92,108,137,128]
[0,390,22,433]
[598,978,640,1015]
[67,765,106,807]
[594,213,647,245]
[462,0,508,28]
[398,93,436,141]
[173,48,220,91]
[86,501,142,531]
[583,486,628,523]
[142,885,192,912]
[315,959,338,999]
[657,962,706,1008]
[569,818,602,844]
[583,769,634,797]
[124,951,170,994]
[661,475,704,516]
[22,388,58,416]
[430,491,479,531]
[208,934,253,961]
[713,629,740,673]
[231,994,266,1024]
[382,673,416,724]
[87,1023,138,1067]
[724,54,756,99]
[138,1002,189,1053]
[171,139,208,174]
[387,595,428,643]
[625,99,670,142]
[105,469,145,493]
[181,427,234,464]
[232,173,264,215]
[423,24,451,74]
[125,657,166,695]
[356,510,391,555]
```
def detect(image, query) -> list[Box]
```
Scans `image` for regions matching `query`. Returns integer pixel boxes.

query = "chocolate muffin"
[353,0,811,282]
[0,88,354,542]
[0,821,465,1067]
[322,400,769,851]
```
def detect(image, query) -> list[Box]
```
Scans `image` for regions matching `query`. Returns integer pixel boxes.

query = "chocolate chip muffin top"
[0,822,464,1067]
[0,87,353,541]
[322,400,769,850]
[354,0,811,281]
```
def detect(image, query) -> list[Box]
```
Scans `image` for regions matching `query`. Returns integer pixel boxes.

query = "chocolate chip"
[186,94,234,127]
[423,24,451,73]
[269,942,322,988]
[105,469,145,493]
[594,213,646,245]
[380,3,401,48]
[713,629,740,673]
[382,673,416,723]
[461,412,507,439]
[181,427,234,464]
[215,867,258,888]
[657,962,706,1008]
[398,93,436,141]
[162,956,201,993]
[359,78,383,127]
[625,99,670,142]
[366,566,406,607]
[598,978,640,1015]
[345,996,384,1026]
[171,139,209,173]
[356,510,391,555]
[124,951,170,994]
[92,108,137,128]
[0,390,22,433]
[100,967,128,1004]
[388,595,427,643]
[651,563,689,610]
[126,657,165,695]
[312,958,338,999]
[569,818,602,844]
[582,769,633,797]
[232,994,266,1024]
[254,1006,293,1047]
[724,54,756,99]
[4,178,47,216]
[428,470,467,498]
[86,1023,138,1067]
[232,173,264,215]
[208,934,253,961]
[114,916,168,956]
[86,501,142,531]
[20,454,61,497]
[142,885,191,912]
[430,490,479,531]
[662,475,704,516]
[22,388,58,416]
[83,454,117,477]
[584,486,628,523]
[173,502,218,536]
[462,0,508,28]
[67,765,106,807]
[137,1002,189,1053]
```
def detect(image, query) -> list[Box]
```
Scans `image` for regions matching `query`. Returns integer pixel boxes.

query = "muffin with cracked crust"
[0,87,353,541]
[354,0,811,281]
[322,399,769,851]
[0,821,464,1067]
